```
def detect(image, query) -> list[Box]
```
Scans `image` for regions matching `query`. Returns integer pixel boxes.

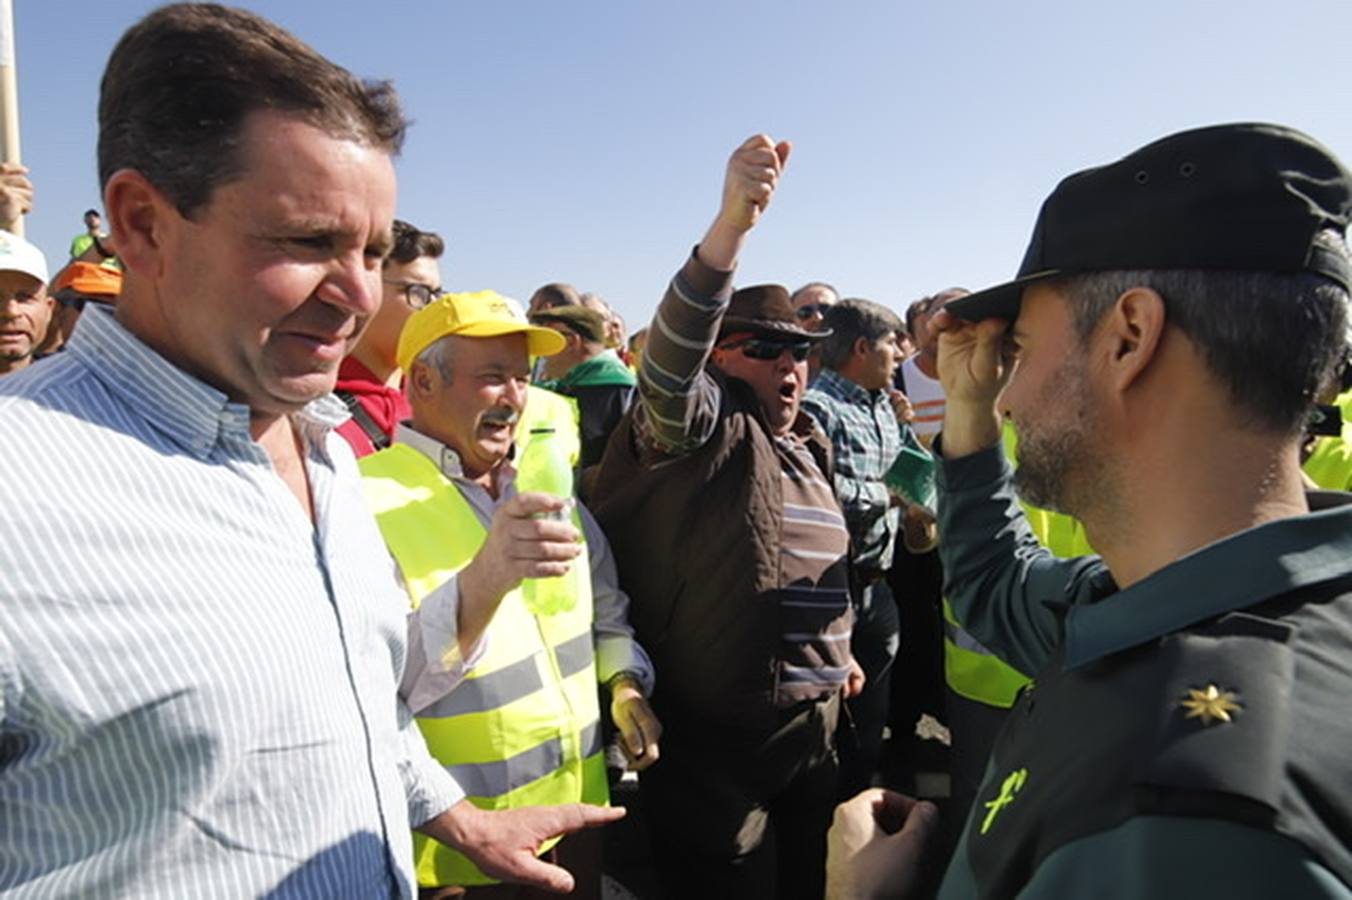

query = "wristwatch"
[606,670,643,694]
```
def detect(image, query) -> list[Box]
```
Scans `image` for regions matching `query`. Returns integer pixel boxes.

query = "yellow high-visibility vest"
[519,385,581,467]
[359,442,607,887]
[1304,388,1352,491]
[941,426,1095,708]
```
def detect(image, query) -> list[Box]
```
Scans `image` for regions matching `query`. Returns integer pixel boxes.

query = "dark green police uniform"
[935,445,1352,899]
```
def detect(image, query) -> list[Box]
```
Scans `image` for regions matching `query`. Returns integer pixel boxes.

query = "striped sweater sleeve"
[634,249,736,457]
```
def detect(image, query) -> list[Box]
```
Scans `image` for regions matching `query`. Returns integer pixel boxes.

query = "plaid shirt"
[802,367,909,571]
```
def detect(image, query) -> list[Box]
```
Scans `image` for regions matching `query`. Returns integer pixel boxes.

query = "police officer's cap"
[949,123,1352,322]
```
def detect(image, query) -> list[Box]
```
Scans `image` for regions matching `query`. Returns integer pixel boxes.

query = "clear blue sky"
[12,1,1352,331]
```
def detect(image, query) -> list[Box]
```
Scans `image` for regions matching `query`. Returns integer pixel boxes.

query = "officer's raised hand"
[930,306,1012,457]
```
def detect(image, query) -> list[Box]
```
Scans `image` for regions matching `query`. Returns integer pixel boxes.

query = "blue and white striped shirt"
[0,308,462,897]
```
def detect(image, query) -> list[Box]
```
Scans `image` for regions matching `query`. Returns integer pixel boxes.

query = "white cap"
[0,231,49,284]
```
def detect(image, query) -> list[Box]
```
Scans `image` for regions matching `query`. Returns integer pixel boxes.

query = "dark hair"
[818,298,903,370]
[1056,229,1351,435]
[98,3,407,218]
[791,281,839,304]
[386,219,444,268]
[83,209,100,218]
[530,282,581,310]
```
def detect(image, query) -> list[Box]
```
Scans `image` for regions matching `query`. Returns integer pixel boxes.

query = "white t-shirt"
[900,356,946,445]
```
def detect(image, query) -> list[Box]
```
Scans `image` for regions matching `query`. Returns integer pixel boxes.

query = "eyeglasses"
[721,338,812,362]
[794,303,831,320]
[384,280,442,310]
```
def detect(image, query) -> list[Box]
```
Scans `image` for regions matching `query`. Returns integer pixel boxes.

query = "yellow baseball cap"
[396,290,568,372]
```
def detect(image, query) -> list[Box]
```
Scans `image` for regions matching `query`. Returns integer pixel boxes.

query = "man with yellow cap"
[359,291,659,898]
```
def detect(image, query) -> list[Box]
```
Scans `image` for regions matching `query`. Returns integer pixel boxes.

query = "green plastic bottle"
[516,426,577,615]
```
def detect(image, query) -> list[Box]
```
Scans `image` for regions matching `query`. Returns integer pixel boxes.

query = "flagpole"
[0,0,24,236]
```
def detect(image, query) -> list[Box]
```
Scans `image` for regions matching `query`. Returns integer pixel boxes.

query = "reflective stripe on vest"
[942,598,1031,709]
[359,441,607,887]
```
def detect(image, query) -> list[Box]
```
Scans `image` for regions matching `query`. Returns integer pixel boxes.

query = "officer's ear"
[852,336,871,359]
[1102,286,1166,393]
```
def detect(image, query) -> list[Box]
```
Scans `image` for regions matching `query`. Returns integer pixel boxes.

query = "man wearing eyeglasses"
[336,218,445,456]
[792,282,839,382]
[790,281,839,332]
[587,136,861,899]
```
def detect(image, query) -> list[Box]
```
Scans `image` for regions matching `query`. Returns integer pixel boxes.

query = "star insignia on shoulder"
[1179,684,1242,726]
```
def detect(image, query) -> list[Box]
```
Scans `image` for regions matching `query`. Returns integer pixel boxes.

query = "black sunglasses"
[794,303,831,320]
[723,338,812,362]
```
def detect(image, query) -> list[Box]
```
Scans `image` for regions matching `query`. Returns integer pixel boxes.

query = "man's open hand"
[420,799,625,893]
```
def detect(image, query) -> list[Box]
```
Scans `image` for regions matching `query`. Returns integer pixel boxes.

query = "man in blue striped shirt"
[0,5,616,897]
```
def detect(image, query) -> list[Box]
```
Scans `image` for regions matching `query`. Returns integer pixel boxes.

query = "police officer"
[827,123,1352,898]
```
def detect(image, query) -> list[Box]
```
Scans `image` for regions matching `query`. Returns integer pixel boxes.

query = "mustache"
[480,408,521,428]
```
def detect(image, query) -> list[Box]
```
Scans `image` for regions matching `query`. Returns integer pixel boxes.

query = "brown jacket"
[586,255,841,738]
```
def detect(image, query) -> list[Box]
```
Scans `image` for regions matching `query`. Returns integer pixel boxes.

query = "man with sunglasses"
[336,218,445,456]
[792,282,839,381]
[791,281,839,332]
[588,136,861,898]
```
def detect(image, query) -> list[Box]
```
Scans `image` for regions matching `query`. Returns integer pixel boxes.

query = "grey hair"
[414,335,457,382]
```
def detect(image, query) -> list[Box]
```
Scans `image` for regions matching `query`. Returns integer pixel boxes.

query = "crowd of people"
[2,5,1352,900]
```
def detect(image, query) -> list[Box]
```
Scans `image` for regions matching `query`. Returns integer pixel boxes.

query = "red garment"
[334,356,411,458]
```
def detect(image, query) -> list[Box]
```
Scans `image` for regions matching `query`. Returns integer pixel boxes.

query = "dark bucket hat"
[718,284,832,342]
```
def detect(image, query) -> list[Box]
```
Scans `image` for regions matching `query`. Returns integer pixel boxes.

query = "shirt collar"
[1064,492,1352,668]
[392,421,516,490]
[813,367,883,406]
[69,305,349,459]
